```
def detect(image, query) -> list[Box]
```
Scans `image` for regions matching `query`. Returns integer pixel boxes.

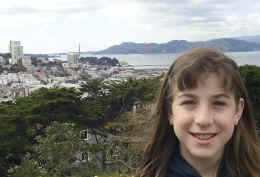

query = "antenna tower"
[78,43,81,56]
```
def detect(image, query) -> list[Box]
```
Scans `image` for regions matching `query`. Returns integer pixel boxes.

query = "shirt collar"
[166,151,232,177]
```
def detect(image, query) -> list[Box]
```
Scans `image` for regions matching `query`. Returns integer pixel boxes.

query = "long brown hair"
[136,48,260,177]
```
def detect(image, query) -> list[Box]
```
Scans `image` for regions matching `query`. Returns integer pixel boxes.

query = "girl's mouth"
[190,133,217,140]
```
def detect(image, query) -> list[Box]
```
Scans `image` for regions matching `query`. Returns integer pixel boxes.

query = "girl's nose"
[194,105,213,127]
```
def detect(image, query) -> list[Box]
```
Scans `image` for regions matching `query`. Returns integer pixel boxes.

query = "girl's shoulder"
[166,152,233,177]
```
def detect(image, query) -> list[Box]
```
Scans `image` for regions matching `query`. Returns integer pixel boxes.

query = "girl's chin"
[185,148,224,161]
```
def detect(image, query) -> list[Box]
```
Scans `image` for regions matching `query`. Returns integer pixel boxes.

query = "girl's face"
[169,74,244,162]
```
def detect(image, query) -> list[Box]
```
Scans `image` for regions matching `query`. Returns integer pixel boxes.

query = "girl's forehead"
[174,87,234,98]
[173,73,234,96]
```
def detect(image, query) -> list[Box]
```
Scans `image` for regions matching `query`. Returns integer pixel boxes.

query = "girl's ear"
[168,113,174,125]
[234,98,244,125]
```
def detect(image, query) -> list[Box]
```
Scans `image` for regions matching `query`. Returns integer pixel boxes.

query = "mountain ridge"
[88,35,260,54]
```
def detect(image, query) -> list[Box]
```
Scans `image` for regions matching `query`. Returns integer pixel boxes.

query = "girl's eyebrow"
[177,93,232,99]
[213,93,232,99]
[177,93,197,99]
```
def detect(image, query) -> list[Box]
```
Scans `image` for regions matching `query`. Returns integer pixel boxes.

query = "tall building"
[9,40,23,65]
[67,52,79,65]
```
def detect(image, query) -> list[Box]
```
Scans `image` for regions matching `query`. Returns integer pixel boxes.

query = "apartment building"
[67,52,79,65]
[9,40,23,64]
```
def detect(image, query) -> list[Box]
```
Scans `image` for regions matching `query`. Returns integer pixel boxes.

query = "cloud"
[0,0,104,15]
[0,6,37,14]
[122,0,260,40]
[0,0,260,53]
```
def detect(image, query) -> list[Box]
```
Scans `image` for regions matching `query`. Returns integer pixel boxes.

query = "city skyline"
[1,0,260,54]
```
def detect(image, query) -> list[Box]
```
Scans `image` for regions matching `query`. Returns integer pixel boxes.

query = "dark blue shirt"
[166,152,233,177]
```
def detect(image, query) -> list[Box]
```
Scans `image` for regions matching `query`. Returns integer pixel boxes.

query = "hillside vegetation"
[91,37,260,54]
[0,65,260,177]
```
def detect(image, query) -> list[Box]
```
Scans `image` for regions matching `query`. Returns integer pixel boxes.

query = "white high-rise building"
[67,52,79,65]
[9,40,23,65]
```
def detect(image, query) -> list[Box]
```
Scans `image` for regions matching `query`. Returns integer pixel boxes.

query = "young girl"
[136,48,260,177]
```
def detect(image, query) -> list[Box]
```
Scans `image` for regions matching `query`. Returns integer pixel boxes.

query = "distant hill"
[79,56,120,66]
[89,37,260,54]
[234,35,260,44]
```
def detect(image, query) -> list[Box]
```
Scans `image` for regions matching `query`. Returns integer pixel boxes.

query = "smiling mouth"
[190,133,217,140]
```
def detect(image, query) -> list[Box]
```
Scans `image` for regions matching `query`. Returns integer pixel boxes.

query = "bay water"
[58,51,260,67]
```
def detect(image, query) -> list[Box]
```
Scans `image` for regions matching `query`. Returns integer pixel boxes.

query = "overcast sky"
[1,0,260,54]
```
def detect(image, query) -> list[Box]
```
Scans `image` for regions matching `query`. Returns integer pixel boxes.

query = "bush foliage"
[1,65,260,176]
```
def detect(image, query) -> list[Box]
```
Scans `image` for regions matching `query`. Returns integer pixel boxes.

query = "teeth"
[195,134,214,140]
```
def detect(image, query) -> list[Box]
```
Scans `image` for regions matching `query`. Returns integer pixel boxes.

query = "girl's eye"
[214,101,226,106]
[181,100,195,105]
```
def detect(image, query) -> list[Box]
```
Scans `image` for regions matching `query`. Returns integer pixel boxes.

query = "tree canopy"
[1,65,260,176]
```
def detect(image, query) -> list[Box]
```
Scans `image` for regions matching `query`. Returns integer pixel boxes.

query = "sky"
[1,0,260,54]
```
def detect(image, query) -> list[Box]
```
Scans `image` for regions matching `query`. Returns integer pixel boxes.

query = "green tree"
[31,56,38,67]
[20,87,84,126]
[80,77,160,124]
[0,102,32,177]
[239,65,260,126]
[8,122,99,177]
[104,111,152,173]
[0,87,85,176]
[78,77,161,173]
[79,79,111,129]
